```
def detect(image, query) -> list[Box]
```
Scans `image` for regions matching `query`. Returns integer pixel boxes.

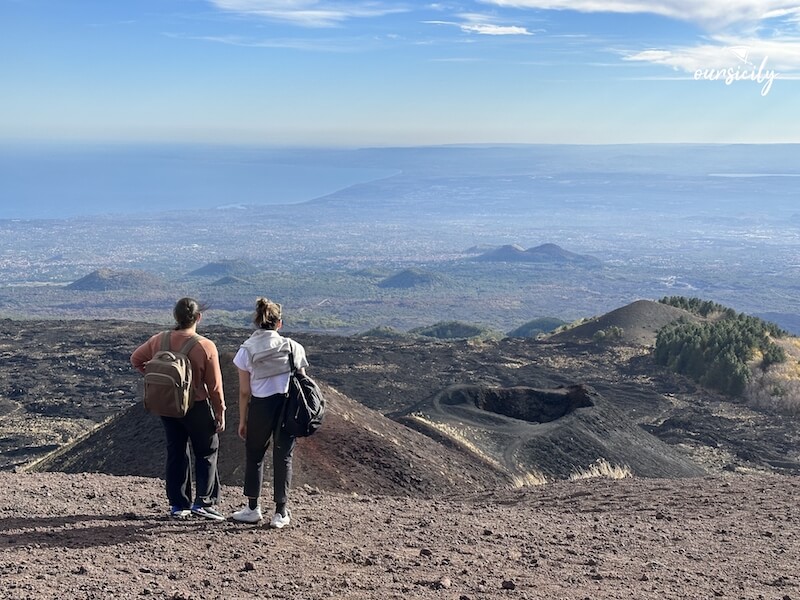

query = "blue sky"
[1,0,799,145]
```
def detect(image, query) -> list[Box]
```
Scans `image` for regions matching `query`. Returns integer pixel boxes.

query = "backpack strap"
[159,331,171,351]
[160,331,202,355]
[178,334,202,356]
[285,337,299,374]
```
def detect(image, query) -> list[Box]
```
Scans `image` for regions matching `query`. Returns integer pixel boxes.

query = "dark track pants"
[161,399,220,509]
[243,394,296,505]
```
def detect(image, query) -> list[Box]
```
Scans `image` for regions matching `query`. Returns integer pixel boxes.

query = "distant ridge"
[187,259,255,278]
[66,268,163,291]
[474,243,601,266]
[378,268,443,288]
[507,317,567,338]
[409,321,499,340]
[211,275,251,286]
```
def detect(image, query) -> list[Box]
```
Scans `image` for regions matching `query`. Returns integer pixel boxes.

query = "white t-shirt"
[233,330,309,398]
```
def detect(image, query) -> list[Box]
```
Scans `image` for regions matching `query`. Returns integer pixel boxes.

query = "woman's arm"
[237,368,251,440]
[205,344,226,432]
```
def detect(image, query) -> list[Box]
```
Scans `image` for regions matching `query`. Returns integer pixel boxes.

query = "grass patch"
[407,413,547,487]
[569,458,632,481]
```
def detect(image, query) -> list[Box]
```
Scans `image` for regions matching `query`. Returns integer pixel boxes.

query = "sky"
[1,0,799,146]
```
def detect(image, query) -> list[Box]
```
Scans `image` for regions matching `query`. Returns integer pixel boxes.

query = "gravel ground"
[1,472,798,600]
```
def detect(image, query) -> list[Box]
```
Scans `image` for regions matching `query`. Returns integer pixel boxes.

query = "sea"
[4,142,800,220]
[0,143,397,219]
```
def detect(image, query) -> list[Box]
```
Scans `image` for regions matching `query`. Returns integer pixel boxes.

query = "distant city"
[2,144,799,334]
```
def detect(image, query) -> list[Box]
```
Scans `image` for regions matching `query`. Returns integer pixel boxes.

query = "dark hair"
[253,297,282,330]
[173,297,206,330]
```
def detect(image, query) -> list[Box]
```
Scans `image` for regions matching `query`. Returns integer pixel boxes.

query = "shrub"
[654,301,786,396]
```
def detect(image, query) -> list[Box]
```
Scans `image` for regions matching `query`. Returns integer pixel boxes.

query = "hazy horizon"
[4,142,800,220]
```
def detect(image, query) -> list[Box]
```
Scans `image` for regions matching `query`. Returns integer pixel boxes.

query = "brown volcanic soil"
[2,471,799,600]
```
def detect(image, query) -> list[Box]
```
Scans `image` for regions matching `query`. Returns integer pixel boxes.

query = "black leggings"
[243,394,296,505]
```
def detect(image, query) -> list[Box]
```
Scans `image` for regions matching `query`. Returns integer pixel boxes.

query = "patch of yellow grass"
[407,413,547,487]
[745,337,800,415]
[510,472,548,487]
[569,458,632,481]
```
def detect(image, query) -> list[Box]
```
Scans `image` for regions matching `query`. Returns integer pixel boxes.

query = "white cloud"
[461,23,533,34]
[624,36,800,72]
[425,12,534,35]
[482,0,800,91]
[480,0,800,29]
[208,0,407,27]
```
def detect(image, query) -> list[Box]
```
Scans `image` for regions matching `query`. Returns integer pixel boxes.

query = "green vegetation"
[655,297,787,396]
[659,296,736,318]
[357,325,407,339]
[408,321,501,340]
[507,317,567,338]
[592,326,624,343]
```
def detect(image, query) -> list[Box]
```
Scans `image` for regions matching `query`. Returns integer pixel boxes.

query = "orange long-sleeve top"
[130,330,225,418]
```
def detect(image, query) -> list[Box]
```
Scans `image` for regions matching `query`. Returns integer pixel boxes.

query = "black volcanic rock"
[66,268,163,291]
[31,377,509,497]
[475,243,601,266]
[4,303,800,482]
[401,383,705,480]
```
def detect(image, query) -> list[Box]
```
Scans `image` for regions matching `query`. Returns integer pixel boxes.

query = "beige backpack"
[143,331,201,418]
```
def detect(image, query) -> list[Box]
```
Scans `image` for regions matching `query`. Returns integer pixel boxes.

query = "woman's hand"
[238,421,247,440]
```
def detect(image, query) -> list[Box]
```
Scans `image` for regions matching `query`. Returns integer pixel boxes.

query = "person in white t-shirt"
[230,297,308,529]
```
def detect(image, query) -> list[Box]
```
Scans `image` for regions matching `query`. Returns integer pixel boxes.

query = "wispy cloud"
[164,31,360,51]
[425,11,535,35]
[207,0,407,27]
[482,0,800,89]
[480,1,800,29]
[426,20,533,35]
[462,23,532,34]
[624,36,800,72]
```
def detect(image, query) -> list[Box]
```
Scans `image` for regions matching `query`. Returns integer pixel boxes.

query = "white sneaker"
[269,509,291,529]
[231,505,263,524]
[169,507,191,520]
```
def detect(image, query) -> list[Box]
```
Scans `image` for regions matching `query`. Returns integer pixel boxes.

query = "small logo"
[693,47,778,96]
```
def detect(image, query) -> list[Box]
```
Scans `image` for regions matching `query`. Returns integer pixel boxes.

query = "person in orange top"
[131,297,226,521]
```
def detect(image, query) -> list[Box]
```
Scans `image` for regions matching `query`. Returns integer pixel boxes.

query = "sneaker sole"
[191,509,226,521]
[269,515,291,529]
[231,515,263,524]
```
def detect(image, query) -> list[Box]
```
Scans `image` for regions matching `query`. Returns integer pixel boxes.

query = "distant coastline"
[0,143,397,219]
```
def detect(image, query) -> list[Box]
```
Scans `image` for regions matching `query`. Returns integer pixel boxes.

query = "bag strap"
[178,333,202,356]
[287,348,297,374]
[277,344,300,434]
[159,331,171,351]
[160,331,202,356]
